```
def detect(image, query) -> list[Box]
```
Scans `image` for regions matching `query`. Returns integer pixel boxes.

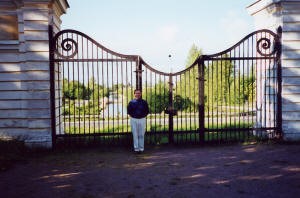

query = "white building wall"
[248,0,300,141]
[0,0,69,147]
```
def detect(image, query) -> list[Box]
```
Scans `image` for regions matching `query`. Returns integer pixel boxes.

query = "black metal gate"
[49,26,282,146]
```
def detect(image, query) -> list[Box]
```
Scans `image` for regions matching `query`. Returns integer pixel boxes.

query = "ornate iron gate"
[49,26,282,146]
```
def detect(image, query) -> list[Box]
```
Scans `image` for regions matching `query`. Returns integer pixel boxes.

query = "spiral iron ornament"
[55,37,78,59]
[257,37,274,56]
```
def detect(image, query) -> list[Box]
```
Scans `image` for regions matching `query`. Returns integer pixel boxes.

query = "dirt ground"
[0,143,300,198]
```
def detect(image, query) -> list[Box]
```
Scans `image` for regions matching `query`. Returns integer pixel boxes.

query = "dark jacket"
[127,98,149,119]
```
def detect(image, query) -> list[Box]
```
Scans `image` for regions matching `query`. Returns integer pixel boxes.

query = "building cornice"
[52,0,69,14]
[247,0,282,16]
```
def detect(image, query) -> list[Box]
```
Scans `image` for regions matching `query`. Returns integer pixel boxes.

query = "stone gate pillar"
[0,0,69,147]
[248,0,300,141]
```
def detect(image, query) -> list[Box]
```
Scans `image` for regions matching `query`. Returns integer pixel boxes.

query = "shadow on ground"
[0,142,300,198]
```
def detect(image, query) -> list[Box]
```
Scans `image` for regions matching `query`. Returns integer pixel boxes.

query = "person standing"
[127,89,149,153]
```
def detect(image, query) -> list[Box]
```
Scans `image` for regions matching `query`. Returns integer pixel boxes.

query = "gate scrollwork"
[53,31,78,59]
[256,37,273,56]
[57,38,78,58]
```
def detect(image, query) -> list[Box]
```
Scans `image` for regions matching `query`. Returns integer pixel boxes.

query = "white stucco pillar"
[248,0,300,141]
[0,0,69,147]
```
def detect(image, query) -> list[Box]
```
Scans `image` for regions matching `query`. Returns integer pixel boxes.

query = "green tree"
[145,81,169,113]
[230,70,256,105]
[63,79,91,100]
[63,78,111,115]
[185,44,202,67]
[173,95,192,111]
[176,44,202,112]
[88,78,109,101]
[205,54,234,107]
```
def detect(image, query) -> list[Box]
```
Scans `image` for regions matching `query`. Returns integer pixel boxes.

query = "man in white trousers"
[127,89,149,153]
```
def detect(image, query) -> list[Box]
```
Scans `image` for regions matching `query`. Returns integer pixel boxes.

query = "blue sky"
[61,0,256,72]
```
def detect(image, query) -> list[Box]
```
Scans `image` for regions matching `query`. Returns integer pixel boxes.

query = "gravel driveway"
[1,143,300,198]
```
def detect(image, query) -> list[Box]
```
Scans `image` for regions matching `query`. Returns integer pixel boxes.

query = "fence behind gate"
[49,26,282,146]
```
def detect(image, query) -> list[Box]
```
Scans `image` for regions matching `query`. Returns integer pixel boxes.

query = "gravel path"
[1,143,300,198]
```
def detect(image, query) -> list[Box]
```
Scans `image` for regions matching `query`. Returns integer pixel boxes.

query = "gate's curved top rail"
[52,28,280,76]
[139,57,170,76]
[203,29,280,59]
[140,56,199,76]
[52,28,199,76]
[53,29,139,61]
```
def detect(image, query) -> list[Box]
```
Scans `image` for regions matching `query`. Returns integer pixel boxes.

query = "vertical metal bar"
[220,54,224,141]
[81,36,86,136]
[246,36,250,140]
[72,33,76,135]
[77,35,81,135]
[225,57,229,141]
[184,71,186,142]
[129,61,134,137]
[126,61,129,133]
[238,45,243,141]
[180,74,183,140]
[207,60,210,142]
[267,33,272,135]
[136,57,142,90]
[121,59,124,134]
[144,64,148,142]
[276,26,282,138]
[116,57,119,141]
[89,43,96,138]
[106,52,109,134]
[175,75,178,141]
[198,57,205,144]
[242,40,245,140]
[184,72,187,143]
[216,58,219,141]
[188,69,192,141]
[67,33,71,136]
[136,58,139,90]
[228,52,232,140]
[164,75,166,134]
[260,32,263,137]
[263,32,267,134]
[159,75,162,133]
[238,44,241,140]
[111,54,114,135]
[130,60,133,110]
[86,37,91,137]
[149,71,153,140]
[96,46,100,136]
[62,34,66,136]
[233,48,237,140]
[91,41,96,137]
[193,67,196,143]
[259,32,263,137]
[256,33,261,136]
[48,25,56,148]
[210,59,214,142]
[168,74,174,144]
[154,73,157,134]
[251,35,254,135]
[139,60,142,91]
[274,57,277,133]
[101,50,104,134]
